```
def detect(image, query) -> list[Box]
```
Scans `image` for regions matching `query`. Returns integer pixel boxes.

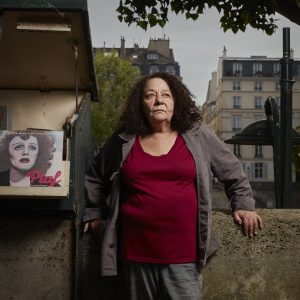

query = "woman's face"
[8,135,39,171]
[143,78,174,127]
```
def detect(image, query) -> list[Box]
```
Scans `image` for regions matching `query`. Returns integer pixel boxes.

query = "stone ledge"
[203,209,300,300]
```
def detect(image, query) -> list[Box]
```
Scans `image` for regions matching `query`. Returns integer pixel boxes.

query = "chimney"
[120,36,125,57]
[134,43,139,51]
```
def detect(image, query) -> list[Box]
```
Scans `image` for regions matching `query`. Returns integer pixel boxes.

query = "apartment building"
[203,48,300,182]
[96,36,181,77]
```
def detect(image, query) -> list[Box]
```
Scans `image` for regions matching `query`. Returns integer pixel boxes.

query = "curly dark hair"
[118,72,202,135]
[0,131,55,174]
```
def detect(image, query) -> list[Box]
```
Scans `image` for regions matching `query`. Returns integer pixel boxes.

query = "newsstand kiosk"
[0,1,97,299]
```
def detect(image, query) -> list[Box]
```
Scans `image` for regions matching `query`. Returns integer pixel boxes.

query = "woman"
[0,131,55,186]
[83,72,262,299]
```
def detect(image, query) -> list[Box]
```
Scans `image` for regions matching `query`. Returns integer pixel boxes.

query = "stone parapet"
[203,209,300,300]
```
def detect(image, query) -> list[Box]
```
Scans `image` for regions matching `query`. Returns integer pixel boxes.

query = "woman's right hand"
[83,218,101,233]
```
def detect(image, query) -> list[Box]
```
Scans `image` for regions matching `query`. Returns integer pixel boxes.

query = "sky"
[87,0,300,105]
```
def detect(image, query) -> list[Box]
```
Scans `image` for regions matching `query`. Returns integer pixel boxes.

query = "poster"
[0,130,63,187]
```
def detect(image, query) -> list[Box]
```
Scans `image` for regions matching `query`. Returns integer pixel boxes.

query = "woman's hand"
[83,218,102,233]
[233,210,263,237]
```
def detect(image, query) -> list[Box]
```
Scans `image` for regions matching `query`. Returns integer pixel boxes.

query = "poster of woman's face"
[0,130,63,187]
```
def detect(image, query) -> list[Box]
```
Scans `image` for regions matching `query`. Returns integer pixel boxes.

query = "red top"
[120,134,198,264]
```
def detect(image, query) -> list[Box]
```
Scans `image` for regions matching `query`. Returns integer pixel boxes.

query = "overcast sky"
[87,0,300,105]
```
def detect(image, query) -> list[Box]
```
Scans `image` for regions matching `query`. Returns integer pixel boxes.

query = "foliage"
[292,125,300,173]
[117,0,300,35]
[91,50,140,145]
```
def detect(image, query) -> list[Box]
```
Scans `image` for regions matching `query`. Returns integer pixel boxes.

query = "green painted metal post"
[264,97,281,208]
[280,28,295,208]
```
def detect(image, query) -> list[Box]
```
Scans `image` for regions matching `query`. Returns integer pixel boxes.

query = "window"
[233,144,241,158]
[254,115,263,122]
[275,96,281,108]
[254,162,264,178]
[255,145,263,158]
[147,52,158,60]
[233,81,241,90]
[166,65,175,75]
[254,96,263,109]
[275,81,280,91]
[233,63,242,76]
[254,81,263,91]
[232,115,241,132]
[253,63,263,76]
[233,96,241,108]
[149,64,160,74]
[273,63,280,76]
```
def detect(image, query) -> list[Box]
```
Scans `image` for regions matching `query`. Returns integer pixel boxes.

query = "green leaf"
[148,13,158,27]
[137,20,148,30]
[151,7,158,15]
[157,18,167,27]
[171,0,183,14]
[116,0,282,35]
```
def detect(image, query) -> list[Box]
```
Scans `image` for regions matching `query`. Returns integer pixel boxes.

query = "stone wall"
[82,209,300,300]
[0,215,74,300]
[0,210,299,300]
[203,209,300,300]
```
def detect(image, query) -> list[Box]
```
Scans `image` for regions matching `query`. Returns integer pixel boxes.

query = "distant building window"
[254,115,263,122]
[233,96,241,108]
[147,52,159,60]
[233,81,241,90]
[254,96,263,109]
[254,162,264,178]
[233,144,241,158]
[275,96,281,108]
[150,64,160,74]
[275,81,280,91]
[255,145,263,158]
[253,63,263,76]
[232,115,241,132]
[166,65,175,75]
[254,81,263,91]
[233,63,242,76]
[273,63,280,76]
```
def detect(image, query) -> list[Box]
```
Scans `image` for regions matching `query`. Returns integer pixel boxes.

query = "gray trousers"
[123,262,202,300]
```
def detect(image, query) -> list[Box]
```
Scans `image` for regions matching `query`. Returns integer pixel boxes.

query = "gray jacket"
[83,123,255,276]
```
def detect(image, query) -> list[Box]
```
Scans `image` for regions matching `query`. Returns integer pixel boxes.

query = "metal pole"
[265,97,281,208]
[73,43,79,113]
[280,27,294,208]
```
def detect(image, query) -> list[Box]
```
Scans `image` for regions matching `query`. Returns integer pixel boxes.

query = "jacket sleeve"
[204,125,255,211]
[83,149,110,222]
[83,133,122,222]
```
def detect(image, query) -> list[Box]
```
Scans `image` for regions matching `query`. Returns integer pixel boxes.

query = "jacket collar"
[118,121,202,141]
[118,131,135,142]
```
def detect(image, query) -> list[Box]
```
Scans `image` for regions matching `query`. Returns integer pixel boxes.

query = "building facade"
[203,49,300,182]
[97,36,181,77]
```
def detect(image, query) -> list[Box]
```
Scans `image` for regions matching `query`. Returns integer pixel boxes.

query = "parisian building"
[96,36,181,77]
[202,48,300,184]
